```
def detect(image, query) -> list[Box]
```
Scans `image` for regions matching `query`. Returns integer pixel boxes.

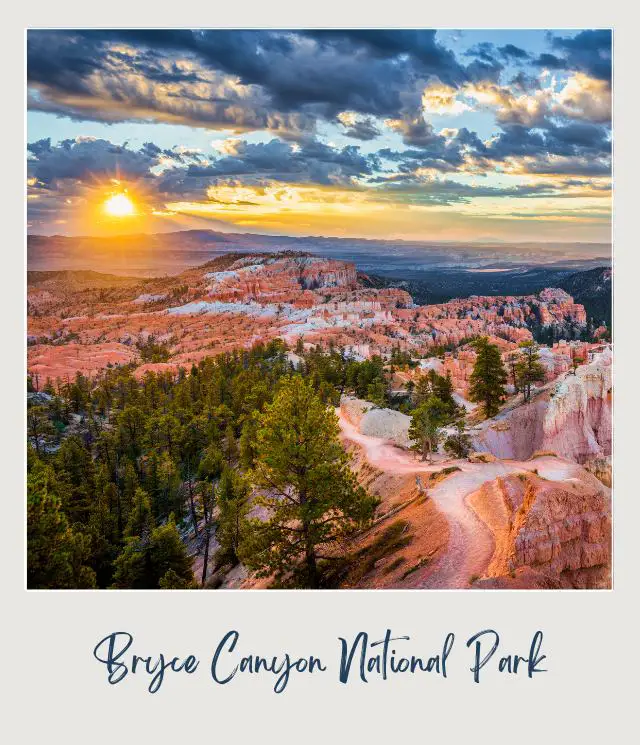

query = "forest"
[26,340,412,589]
[27,334,528,589]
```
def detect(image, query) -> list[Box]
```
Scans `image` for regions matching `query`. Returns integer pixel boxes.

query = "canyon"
[27,252,612,589]
[28,252,592,383]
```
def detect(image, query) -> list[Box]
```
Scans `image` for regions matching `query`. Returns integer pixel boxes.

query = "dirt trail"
[338,409,573,588]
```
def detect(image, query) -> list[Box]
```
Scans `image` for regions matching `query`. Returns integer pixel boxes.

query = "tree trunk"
[116,489,122,537]
[187,475,198,538]
[305,543,319,589]
[201,525,210,587]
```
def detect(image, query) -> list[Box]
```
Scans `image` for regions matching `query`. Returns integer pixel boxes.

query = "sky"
[26,29,612,246]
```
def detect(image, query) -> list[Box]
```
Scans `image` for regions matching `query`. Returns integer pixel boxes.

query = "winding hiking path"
[338,409,574,588]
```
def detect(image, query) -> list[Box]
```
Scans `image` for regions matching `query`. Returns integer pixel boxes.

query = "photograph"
[26,28,612,591]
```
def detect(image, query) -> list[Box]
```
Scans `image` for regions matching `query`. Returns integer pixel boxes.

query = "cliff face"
[472,347,612,464]
[469,467,611,589]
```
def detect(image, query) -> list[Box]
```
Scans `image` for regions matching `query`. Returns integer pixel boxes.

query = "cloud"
[27,137,158,184]
[26,30,612,238]
[175,138,378,189]
[421,85,471,116]
[336,112,381,141]
[26,29,530,137]
[498,44,530,61]
[534,30,612,83]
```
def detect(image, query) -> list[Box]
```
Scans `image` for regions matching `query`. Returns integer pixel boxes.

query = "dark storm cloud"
[26,29,517,135]
[27,137,159,184]
[26,135,383,198]
[486,121,610,161]
[303,30,467,84]
[498,44,530,61]
[465,42,531,65]
[163,139,379,191]
[339,117,381,141]
[378,126,489,174]
[533,30,612,82]
[26,30,612,191]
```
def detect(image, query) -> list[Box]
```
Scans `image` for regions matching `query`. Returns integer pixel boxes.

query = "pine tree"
[515,340,546,402]
[468,337,508,418]
[239,414,259,469]
[112,514,193,589]
[125,487,154,539]
[408,396,449,462]
[241,376,377,588]
[413,372,433,405]
[27,460,96,589]
[223,423,238,465]
[216,468,251,565]
[444,419,472,458]
[432,371,457,417]
[148,516,194,587]
[27,405,55,456]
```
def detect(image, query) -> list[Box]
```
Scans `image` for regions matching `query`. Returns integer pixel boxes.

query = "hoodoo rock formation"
[27,252,591,384]
[471,347,611,463]
[469,468,611,589]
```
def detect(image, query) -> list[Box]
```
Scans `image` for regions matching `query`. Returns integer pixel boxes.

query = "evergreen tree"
[366,378,387,407]
[241,376,377,588]
[216,468,251,565]
[444,419,472,459]
[432,371,457,417]
[27,405,55,455]
[27,460,96,589]
[408,396,449,462]
[125,487,154,539]
[505,351,520,393]
[112,514,193,589]
[413,372,433,405]
[148,516,194,586]
[514,340,546,402]
[239,414,259,469]
[468,337,508,418]
[223,423,238,465]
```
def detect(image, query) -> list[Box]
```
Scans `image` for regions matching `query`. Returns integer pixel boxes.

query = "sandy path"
[338,409,571,588]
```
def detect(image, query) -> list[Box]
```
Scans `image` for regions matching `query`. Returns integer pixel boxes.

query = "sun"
[103,192,136,218]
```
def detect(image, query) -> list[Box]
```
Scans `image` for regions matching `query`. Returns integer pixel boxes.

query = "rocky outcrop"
[583,456,612,487]
[471,348,611,463]
[341,396,412,448]
[26,251,595,385]
[468,464,611,588]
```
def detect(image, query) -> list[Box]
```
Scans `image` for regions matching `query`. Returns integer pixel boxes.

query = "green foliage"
[111,515,193,589]
[215,468,251,565]
[24,342,391,588]
[468,337,508,418]
[408,396,450,461]
[240,376,377,588]
[444,420,472,459]
[27,459,96,588]
[412,369,457,414]
[27,404,56,455]
[136,334,171,363]
[514,340,546,402]
[344,356,387,401]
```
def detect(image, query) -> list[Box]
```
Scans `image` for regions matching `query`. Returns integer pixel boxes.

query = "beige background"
[5,3,637,741]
